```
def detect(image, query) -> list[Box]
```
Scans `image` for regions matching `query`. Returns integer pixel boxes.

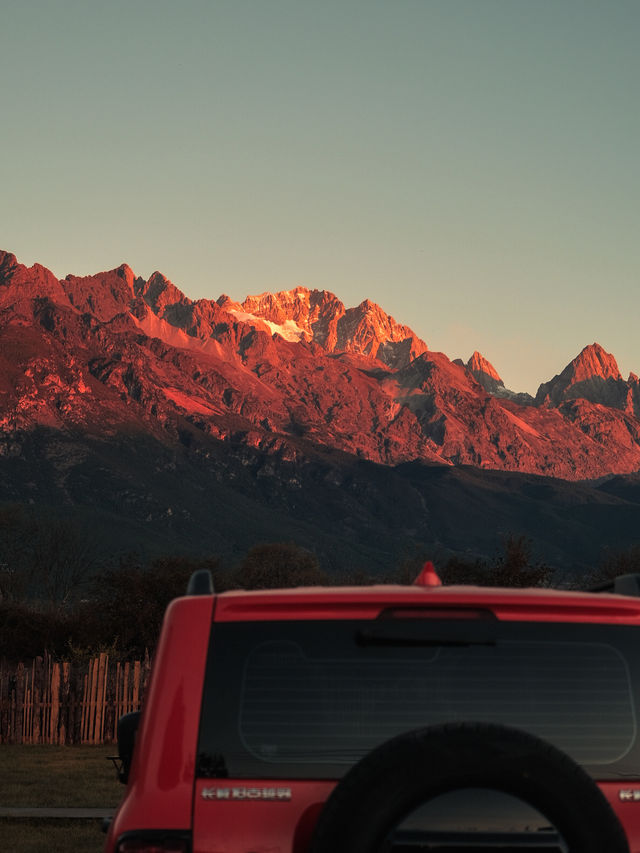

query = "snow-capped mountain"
[3,249,640,572]
[2,249,640,480]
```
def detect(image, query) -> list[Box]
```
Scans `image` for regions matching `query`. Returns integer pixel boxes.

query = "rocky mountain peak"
[216,293,242,312]
[242,287,316,329]
[570,343,622,383]
[335,299,428,368]
[0,251,69,312]
[140,271,191,316]
[465,351,504,395]
[535,342,628,410]
[116,264,136,289]
[0,250,19,281]
[467,351,502,380]
[62,266,139,322]
[3,248,640,484]
[238,287,427,368]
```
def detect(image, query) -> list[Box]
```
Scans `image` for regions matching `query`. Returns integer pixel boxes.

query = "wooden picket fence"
[0,652,152,745]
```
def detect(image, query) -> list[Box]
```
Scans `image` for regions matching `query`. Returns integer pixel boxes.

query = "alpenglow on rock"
[2,248,640,480]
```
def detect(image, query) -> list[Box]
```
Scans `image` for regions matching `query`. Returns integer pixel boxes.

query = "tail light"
[413,561,442,587]
[381,607,496,620]
[116,833,190,853]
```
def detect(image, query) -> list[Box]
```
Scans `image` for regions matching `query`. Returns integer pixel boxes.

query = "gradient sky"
[3,0,639,394]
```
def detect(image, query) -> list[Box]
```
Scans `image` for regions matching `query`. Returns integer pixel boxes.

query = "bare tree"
[0,504,34,602]
[0,505,96,607]
[233,542,327,589]
[29,516,96,606]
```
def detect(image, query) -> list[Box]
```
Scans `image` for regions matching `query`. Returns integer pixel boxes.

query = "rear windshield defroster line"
[197,620,638,780]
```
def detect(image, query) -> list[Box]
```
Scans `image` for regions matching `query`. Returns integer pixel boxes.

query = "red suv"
[104,565,640,853]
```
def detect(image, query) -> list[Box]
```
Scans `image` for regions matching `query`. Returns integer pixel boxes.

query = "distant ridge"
[1,248,640,481]
[3,248,640,573]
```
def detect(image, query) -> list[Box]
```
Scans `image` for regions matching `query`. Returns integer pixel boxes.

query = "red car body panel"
[213,583,640,624]
[105,581,640,853]
[192,780,335,853]
[105,595,214,848]
[601,782,640,852]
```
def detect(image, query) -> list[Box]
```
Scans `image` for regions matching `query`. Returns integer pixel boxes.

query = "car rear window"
[196,618,640,780]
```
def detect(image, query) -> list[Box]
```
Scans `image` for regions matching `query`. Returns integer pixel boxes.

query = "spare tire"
[308,722,629,853]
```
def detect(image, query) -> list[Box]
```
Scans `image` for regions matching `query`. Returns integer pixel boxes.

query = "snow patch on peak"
[264,318,307,341]
[227,308,306,342]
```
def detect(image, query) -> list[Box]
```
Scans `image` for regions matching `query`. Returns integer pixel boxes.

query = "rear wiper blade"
[356,622,496,648]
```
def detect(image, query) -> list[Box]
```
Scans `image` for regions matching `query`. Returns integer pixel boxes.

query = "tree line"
[1,504,638,661]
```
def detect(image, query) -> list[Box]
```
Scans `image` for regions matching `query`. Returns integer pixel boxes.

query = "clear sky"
[2,0,639,394]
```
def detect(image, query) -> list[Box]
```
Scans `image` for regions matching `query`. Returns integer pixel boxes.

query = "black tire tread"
[309,722,629,853]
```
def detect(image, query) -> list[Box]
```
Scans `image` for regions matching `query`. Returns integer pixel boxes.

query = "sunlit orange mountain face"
[2,249,640,572]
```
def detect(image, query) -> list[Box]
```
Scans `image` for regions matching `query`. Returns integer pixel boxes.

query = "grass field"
[0,818,107,853]
[1,745,123,852]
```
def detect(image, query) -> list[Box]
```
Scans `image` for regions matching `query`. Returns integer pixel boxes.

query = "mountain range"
[2,249,640,573]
